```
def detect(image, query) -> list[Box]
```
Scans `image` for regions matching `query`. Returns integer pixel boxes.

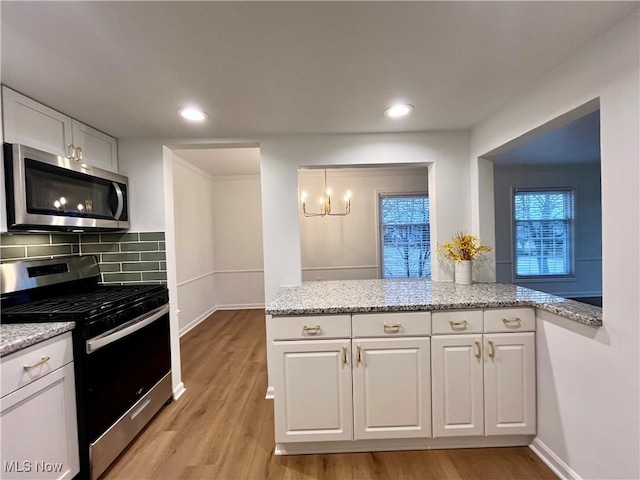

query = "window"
[514,189,574,277]
[379,194,430,278]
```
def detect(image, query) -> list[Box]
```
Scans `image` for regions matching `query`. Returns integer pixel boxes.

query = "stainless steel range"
[1,255,172,480]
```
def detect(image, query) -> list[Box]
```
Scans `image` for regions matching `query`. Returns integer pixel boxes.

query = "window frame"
[377,191,431,280]
[511,187,576,281]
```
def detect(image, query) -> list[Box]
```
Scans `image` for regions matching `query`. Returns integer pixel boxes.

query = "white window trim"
[377,190,430,280]
[511,187,576,281]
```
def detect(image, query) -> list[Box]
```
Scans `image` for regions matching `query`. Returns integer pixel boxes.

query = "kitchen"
[0,2,638,480]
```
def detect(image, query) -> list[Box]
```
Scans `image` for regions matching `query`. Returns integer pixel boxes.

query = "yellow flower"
[437,232,492,262]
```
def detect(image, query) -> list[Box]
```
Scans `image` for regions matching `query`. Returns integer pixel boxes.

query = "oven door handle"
[86,304,170,354]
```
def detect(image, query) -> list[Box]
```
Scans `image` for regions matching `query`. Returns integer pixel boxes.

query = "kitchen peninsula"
[265,279,601,455]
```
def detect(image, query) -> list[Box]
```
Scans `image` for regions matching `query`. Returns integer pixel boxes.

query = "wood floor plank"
[102,309,557,480]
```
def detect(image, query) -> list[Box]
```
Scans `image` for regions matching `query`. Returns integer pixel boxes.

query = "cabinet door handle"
[488,340,495,359]
[474,341,481,359]
[302,325,321,335]
[76,147,83,161]
[356,345,362,364]
[450,320,468,328]
[23,356,51,371]
[503,317,522,326]
[383,322,401,333]
[67,144,76,159]
[342,346,348,365]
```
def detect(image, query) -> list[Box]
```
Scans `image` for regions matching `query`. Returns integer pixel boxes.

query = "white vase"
[455,260,472,285]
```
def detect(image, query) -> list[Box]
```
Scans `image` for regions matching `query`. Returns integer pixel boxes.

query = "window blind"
[514,190,574,277]
[379,195,430,278]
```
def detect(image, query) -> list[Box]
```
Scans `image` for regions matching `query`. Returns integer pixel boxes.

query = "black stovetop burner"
[1,255,169,339]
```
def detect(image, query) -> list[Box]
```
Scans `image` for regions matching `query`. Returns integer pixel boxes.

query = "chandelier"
[300,169,351,217]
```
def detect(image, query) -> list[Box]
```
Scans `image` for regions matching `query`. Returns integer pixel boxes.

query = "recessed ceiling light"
[384,104,414,118]
[178,107,208,122]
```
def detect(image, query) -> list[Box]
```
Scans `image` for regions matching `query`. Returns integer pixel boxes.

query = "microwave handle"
[112,182,124,220]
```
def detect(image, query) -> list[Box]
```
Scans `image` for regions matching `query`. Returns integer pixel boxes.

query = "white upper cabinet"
[2,86,72,158]
[2,86,118,172]
[71,120,118,172]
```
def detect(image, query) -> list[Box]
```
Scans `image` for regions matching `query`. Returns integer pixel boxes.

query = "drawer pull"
[356,345,362,364]
[503,317,522,326]
[488,340,496,359]
[474,341,481,359]
[383,322,401,333]
[23,356,51,371]
[342,346,348,365]
[302,325,321,335]
[450,320,468,328]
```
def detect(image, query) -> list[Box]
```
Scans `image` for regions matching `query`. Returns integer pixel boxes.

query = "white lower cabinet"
[270,308,535,451]
[431,334,484,437]
[352,337,431,440]
[484,332,536,436]
[271,339,353,443]
[431,331,536,438]
[0,333,79,480]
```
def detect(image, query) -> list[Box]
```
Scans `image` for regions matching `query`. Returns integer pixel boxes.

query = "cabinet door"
[0,362,79,480]
[484,332,536,436]
[431,335,484,437]
[271,339,352,443]
[71,120,118,172]
[2,87,72,157]
[352,337,431,440]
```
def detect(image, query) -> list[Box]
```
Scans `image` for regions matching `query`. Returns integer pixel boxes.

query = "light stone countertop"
[265,279,602,327]
[1,322,76,357]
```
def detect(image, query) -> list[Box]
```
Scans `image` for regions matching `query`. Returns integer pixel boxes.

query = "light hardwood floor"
[103,309,557,480]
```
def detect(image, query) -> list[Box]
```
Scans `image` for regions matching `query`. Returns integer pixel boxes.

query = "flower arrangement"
[437,232,492,263]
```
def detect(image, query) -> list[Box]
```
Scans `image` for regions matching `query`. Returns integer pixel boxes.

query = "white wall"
[172,156,217,334]
[493,164,602,298]
[299,167,428,281]
[171,156,265,335]
[471,13,639,480]
[211,175,265,308]
[260,132,471,301]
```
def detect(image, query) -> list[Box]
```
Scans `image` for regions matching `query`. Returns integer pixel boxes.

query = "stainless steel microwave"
[3,143,129,232]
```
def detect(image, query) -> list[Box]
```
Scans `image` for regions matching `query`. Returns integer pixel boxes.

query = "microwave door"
[6,143,130,231]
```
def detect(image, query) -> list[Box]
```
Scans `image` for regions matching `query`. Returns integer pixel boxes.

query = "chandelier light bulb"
[59,197,67,205]
[301,191,308,202]
[77,204,84,211]
[54,200,61,209]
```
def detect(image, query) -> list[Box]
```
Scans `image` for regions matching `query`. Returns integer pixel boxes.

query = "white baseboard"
[178,305,218,337]
[265,386,274,400]
[215,303,265,311]
[530,438,582,480]
[275,435,533,455]
[172,381,186,400]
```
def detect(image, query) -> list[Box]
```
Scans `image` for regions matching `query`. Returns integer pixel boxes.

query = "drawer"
[352,311,431,337]
[484,307,536,333]
[269,315,351,340]
[432,310,483,334]
[1,331,74,398]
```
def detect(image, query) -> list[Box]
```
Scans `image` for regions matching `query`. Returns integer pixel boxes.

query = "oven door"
[4,143,129,231]
[85,304,171,443]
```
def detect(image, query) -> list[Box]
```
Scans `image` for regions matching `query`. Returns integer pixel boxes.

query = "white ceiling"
[493,110,601,166]
[1,2,637,139]
[172,147,260,177]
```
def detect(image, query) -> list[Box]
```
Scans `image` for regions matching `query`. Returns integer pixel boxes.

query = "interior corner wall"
[299,167,429,281]
[172,156,217,334]
[494,164,602,298]
[211,175,265,308]
[470,12,639,480]
[259,131,471,302]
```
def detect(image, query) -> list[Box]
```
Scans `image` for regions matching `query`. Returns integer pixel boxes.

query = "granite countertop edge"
[265,280,602,327]
[1,322,76,358]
